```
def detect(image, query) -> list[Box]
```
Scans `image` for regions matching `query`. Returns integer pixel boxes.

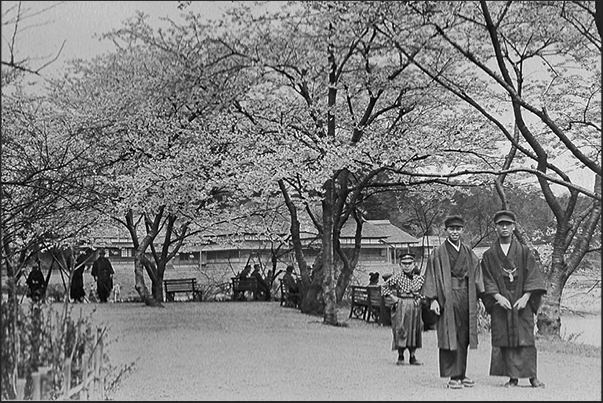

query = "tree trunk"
[133,253,162,307]
[151,260,167,301]
[322,179,338,325]
[536,273,563,337]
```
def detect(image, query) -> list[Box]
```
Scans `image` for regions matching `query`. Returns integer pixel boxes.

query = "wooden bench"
[349,285,391,326]
[280,280,301,308]
[231,277,259,301]
[349,286,370,320]
[366,286,391,326]
[163,278,202,302]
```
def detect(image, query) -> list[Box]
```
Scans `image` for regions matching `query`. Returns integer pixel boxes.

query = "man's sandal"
[530,378,545,388]
[447,379,463,389]
[461,377,475,387]
[504,378,519,387]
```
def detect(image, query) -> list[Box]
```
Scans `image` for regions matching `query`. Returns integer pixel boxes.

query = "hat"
[493,210,516,224]
[444,215,465,228]
[399,253,415,264]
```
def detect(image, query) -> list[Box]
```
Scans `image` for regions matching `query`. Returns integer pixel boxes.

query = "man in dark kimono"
[91,249,115,303]
[481,210,546,388]
[26,262,46,302]
[422,215,485,389]
[381,253,425,366]
[70,250,90,303]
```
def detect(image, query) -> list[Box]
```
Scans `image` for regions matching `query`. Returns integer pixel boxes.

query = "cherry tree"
[47,19,250,305]
[206,2,503,322]
[377,0,601,336]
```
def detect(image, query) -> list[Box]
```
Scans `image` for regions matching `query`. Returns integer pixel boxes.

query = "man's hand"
[430,299,440,315]
[495,293,512,310]
[513,293,530,310]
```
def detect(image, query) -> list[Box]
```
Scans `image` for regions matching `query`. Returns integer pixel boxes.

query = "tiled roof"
[339,219,420,244]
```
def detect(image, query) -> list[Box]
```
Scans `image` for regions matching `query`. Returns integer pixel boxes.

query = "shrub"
[0,296,132,400]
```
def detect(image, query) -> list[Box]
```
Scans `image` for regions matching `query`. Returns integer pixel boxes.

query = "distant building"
[85,218,421,286]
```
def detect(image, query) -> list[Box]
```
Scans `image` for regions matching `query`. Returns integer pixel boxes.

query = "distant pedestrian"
[422,215,485,389]
[91,249,115,303]
[381,252,425,366]
[70,250,89,303]
[481,210,547,388]
[26,261,46,302]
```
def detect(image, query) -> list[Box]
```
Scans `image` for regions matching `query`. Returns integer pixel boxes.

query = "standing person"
[422,215,485,389]
[91,249,115,303]
[480,210,547,388]
[381,252,425,366]
[70,250,89,303]
[26,260,46,302]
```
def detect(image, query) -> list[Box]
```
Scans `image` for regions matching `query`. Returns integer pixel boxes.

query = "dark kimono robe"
[91,257,115,302]
[422,241,484,350]
[70,254,88,302]
[481,239,547,378]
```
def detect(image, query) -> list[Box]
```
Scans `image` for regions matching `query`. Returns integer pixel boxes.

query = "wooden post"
[97,328,105,400]
[32,371,41,401]
[38,366,51,399]
[80,353,89,400]
[16,378,26,400]
[63,358,72,399]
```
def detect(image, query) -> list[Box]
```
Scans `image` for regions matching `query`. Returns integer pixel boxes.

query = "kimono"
[92,256,115,303]
[70,254,88,302]
[422,240,484,378]
[381,270,425,351]
[480,239,547,378]
[26,267,46,302]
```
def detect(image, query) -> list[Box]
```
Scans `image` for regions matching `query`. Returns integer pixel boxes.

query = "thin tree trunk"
[322,178,338,325]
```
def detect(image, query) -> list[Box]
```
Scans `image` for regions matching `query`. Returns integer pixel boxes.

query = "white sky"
[1,1,233,78]
[1,1,597,193]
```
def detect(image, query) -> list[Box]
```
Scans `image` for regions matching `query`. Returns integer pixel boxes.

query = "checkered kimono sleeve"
[381,273,425,296]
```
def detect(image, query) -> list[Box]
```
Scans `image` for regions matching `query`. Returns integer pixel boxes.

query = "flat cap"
[444,215,465,228]
[493,210,516,224]
[399,253,415,263]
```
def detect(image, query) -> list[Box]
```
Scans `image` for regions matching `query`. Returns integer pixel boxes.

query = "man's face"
[495,221,515,238]
[445,225,464,242]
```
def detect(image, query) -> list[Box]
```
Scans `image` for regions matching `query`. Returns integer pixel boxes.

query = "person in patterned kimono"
[422,215,485,389]
[381,252,425,366]
[480,210,547,388]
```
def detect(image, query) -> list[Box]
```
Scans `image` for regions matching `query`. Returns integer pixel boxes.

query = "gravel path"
[76,301,600,401]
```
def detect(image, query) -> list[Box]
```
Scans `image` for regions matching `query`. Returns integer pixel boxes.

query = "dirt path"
[78,301,600,401]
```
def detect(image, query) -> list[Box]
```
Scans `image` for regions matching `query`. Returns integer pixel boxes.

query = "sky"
[1,1,234,78]
[1,1,597,193]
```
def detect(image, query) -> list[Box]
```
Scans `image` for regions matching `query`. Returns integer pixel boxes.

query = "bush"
[0,295,132,400]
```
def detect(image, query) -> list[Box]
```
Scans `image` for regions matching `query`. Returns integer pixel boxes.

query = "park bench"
[349,285,391,326]
[231,277,259,301]
[366,286,391,326]
[349,285,370,320]
[279,280,301,308]
[163,278,202,302]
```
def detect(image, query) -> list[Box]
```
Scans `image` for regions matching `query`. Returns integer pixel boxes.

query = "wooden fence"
[14,327,106,401]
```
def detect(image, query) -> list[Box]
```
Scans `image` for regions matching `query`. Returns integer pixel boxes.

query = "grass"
[536,334,601,358]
